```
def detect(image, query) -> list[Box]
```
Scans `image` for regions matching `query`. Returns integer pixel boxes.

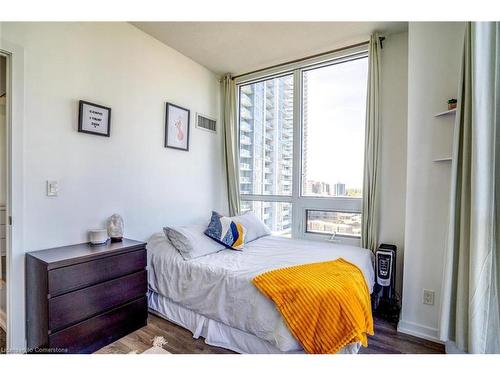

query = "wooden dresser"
[26,239,147,354]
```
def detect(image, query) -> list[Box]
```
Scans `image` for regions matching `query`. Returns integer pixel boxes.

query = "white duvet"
[147,233,375,352]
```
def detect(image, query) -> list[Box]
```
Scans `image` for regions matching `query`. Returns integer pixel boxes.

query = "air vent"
[196,113,217,133]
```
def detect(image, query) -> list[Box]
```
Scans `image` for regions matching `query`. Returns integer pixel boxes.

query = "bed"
[146,232,375,354]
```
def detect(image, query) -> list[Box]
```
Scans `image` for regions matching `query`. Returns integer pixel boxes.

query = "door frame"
[0,37,25,353]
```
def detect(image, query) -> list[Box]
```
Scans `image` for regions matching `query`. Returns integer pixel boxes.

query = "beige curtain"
[361,34,382,252]
[221,74,240,216]
[440,22,500,354]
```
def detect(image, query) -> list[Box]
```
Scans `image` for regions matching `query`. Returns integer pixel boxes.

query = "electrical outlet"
[423,289,435,305]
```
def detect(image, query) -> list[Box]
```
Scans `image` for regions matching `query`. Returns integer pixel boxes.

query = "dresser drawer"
[48,249,146,297]
[48,270,147,332]
[48,296,147,354]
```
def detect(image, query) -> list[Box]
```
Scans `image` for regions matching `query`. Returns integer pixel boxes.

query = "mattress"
[147,233,375,353]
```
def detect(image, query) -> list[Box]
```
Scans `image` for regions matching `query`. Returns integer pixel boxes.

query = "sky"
[303,57,368,190]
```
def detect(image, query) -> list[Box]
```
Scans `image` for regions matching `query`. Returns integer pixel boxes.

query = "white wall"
[400,22,465,341]
[1,22,226,349]
[379,31,408,295]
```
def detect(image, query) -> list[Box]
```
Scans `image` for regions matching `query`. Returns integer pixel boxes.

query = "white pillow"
[163,225,225,260]
[232,212,271,243]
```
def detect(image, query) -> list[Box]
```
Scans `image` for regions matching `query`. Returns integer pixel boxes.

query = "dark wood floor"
[97,313,233,354]
[0,314,445,354]
[98,313,444,354]
[360,318,444,354]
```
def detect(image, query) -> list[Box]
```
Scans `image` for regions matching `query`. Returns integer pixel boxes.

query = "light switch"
[47,180,59,197]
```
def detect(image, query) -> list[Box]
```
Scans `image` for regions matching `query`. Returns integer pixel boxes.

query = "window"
[237,48,368,242]
[301,58,368,198]
[239,75,294,196]
[306,210,362,238]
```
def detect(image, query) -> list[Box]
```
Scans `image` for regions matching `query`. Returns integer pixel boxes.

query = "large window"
[302,58,368,198]
[237,49,368,242]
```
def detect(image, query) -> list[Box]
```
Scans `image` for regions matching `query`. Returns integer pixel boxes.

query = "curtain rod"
[232,36,385,80]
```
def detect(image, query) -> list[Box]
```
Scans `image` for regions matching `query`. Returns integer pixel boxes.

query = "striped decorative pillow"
[204,211,246,250]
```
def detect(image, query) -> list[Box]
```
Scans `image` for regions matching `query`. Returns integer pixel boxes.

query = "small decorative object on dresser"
[107,214,124,242]
[88,229,109,245]
[26,239,147,354]
[165,102,190,151]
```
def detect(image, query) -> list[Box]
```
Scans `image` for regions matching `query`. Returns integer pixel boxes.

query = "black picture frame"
[78,100,112,137]
[165,102,190,151]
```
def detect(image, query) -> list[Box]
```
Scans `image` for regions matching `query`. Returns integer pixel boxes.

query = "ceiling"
[132,22,408,76]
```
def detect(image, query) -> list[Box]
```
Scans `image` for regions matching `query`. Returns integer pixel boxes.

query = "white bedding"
[147,233,375,353]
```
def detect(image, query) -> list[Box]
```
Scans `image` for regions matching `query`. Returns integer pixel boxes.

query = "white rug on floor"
[141,346,171,354]
[129,336,171,354]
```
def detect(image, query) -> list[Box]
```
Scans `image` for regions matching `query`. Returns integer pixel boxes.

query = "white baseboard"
[397,319,443,344]
[445,341,466,354]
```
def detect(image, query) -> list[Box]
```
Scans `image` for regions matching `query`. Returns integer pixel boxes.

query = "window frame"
[235,44,368,245]
[304,208,362,238]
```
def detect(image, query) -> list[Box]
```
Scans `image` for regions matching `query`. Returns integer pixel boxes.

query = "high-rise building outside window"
[238,75,293,236]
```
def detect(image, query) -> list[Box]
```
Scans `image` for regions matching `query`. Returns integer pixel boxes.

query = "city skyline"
[304,179,362,198]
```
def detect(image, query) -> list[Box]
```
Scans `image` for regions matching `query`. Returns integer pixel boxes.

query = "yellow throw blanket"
[252,258,373,354]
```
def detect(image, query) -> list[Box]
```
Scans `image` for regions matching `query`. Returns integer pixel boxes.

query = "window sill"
[301,232,361,247]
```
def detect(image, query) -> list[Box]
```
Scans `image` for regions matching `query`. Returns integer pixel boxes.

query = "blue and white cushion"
[205,211,246,250]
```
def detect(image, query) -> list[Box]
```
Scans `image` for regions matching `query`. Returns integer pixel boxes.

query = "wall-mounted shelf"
[434,108,456,117]
[433,157,452,162]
